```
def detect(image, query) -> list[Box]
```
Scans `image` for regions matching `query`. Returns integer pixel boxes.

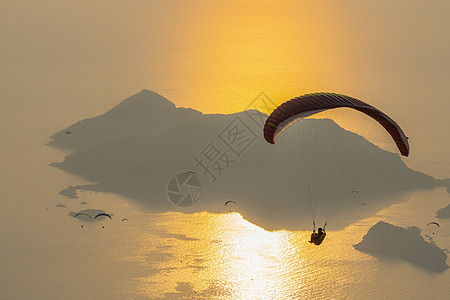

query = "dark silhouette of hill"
[354,221,448,273]
[49,90,449,230]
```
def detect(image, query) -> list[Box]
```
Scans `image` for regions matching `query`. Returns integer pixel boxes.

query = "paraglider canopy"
[264,92,409,156]
[225,200,237,206]
[94,213,112,219]
[74,212,92,219]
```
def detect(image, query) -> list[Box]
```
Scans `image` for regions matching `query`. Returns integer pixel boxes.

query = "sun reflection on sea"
[129,212,367,299]
[129,213,299,298]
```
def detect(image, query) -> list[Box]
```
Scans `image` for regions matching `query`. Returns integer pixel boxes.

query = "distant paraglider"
[94,213,112,229]
[121,218,129,222]
[225,200,237,212]
[427,222,440,235]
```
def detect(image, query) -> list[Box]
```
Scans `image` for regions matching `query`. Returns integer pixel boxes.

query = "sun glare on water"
[130,212,322,299]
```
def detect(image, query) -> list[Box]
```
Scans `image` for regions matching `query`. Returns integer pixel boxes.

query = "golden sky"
[1,0,449,177]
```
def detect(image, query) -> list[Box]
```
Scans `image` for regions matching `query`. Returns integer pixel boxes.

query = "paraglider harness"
[309,222,327,245]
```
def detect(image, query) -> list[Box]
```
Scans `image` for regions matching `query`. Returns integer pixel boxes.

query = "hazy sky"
[1,0,449,177]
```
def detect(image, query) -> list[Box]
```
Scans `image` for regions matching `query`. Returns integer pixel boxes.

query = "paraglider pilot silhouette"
[309,222,326,245]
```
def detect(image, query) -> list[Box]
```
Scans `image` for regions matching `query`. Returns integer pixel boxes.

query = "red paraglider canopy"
[264,93,409,156]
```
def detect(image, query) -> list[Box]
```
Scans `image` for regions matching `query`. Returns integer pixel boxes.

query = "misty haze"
[2,1,449,299]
